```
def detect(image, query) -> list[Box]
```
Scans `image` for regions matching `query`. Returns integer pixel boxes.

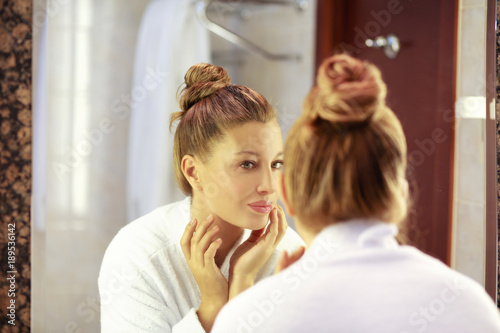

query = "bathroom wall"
[31,1,149,332]
[451,0,488,285]
[209,0,316,139]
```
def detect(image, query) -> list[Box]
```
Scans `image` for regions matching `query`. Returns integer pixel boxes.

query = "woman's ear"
[401,178,409,201]
[181,155,202,191]
[278,173,295,216]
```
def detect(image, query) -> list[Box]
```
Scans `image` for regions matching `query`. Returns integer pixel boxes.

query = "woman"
[211,54,500,332]
[98,63,304,332]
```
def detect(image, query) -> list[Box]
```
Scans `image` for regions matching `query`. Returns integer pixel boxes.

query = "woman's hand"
[274,246,306,274]
[228,205,288,299]
[180,215,228,331]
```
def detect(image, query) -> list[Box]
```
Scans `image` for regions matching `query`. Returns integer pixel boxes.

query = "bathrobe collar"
[307,219,399,256]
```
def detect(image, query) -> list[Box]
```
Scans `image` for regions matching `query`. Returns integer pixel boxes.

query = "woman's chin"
[244,216,270,230]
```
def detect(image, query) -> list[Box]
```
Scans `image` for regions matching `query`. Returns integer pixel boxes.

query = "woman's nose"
[257,168,277,195]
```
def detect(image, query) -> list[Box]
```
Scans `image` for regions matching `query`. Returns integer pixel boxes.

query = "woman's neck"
[190,195,244,267]
[294,216,326,247]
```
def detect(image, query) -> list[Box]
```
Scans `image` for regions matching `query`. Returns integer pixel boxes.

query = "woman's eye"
[240,161,255,170]
[272,161,284,169]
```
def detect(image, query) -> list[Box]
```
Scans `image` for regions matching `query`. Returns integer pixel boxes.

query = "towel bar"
[196,0,306,61]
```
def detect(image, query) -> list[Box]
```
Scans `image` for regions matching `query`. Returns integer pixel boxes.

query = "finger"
[180,219,197,260]
[274,250,289,274]
[266,208,280,241]
[259,208,276,235]
[274,205,288,246]
[204,238,223,266]
[257,209,279,247]
[197,224,221,264]
[191,214,214,247]
[289,246,305,264]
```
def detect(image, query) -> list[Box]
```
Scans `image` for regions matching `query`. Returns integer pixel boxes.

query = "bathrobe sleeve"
[171,308,205,333]
[99,246,207,333]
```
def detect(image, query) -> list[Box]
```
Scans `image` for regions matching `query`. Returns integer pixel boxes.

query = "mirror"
[22,0,497,331]
[31,1,314,331]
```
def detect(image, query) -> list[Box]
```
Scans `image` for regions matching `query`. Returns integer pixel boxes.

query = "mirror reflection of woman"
[98,63,304,332]
[212,54,500,332]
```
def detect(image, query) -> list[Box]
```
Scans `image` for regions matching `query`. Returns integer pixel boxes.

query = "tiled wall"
[450,0,488,285]
[209,1,316,139]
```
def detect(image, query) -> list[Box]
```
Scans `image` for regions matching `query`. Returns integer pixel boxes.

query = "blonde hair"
[170,63,276,196]
[284,54,408,229]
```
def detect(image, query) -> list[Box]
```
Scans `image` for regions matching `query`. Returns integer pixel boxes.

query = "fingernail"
[205,214,213,221]
[189,218,196,225]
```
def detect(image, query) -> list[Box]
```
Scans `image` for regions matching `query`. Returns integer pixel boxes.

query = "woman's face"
[197,120,284,230]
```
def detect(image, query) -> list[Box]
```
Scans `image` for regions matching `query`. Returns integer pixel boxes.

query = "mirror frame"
[1,0,500,331]
[486,0,499,305]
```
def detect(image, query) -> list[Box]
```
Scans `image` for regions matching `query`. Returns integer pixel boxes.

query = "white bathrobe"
[212,220,500,333]
[99,197,305,332]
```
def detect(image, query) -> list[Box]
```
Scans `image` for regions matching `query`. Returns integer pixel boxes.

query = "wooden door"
[316,0,457,264]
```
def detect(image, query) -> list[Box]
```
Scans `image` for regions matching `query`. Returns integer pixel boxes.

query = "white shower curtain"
[127,0,210,221]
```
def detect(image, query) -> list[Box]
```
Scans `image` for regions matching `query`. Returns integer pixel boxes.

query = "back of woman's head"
[284,54,408,228]
[170,63,276,196]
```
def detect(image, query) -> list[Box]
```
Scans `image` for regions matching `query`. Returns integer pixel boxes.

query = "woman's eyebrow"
[234,151,259,156]
[234,151,284,157]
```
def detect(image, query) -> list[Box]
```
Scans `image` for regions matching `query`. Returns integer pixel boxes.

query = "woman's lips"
[248,201,273,214]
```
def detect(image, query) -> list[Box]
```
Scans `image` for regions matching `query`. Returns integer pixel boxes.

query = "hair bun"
[178,63,232,112]
[313,54,387,124]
